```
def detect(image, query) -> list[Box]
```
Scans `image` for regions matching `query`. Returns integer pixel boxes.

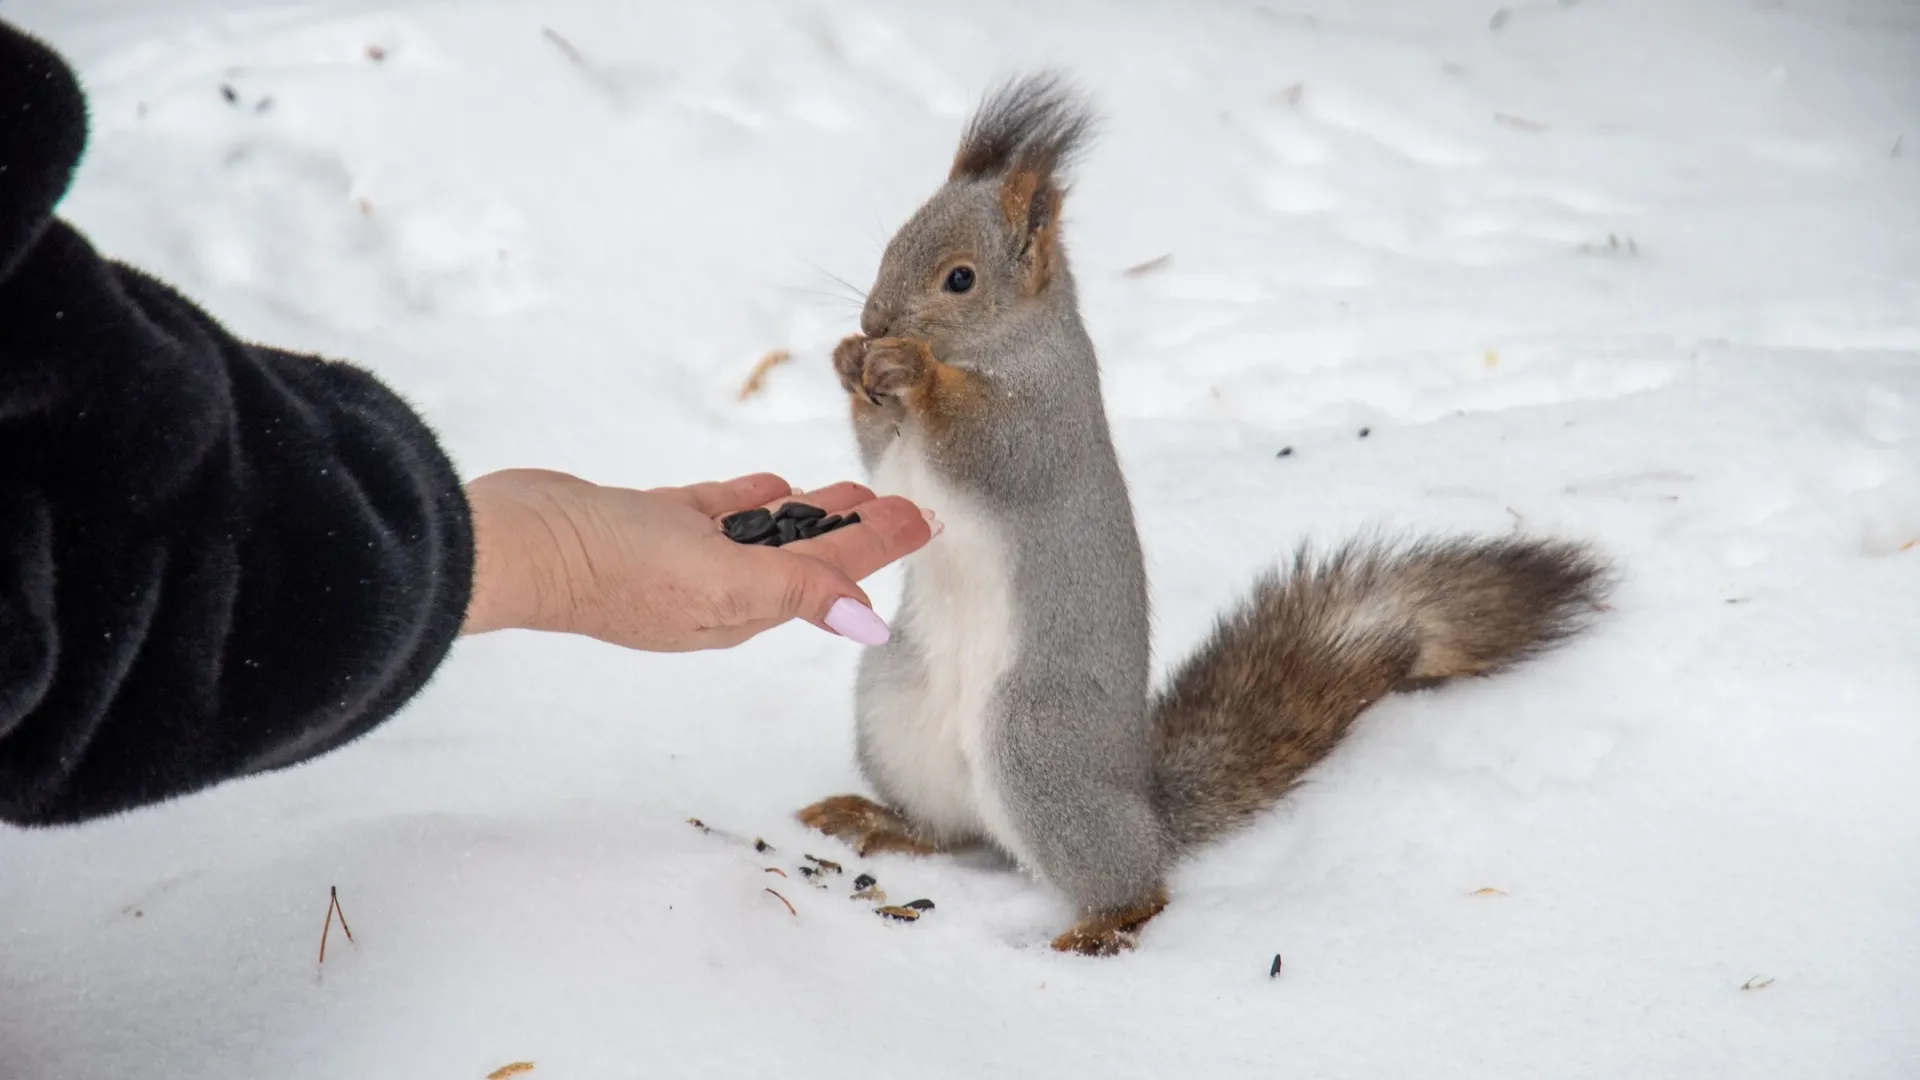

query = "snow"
[2,0,1917,1076]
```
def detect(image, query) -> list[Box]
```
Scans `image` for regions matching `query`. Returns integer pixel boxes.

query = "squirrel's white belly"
[862,438,1029,861]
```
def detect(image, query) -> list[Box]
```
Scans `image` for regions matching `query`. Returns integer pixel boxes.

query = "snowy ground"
[3,0,1917,1077]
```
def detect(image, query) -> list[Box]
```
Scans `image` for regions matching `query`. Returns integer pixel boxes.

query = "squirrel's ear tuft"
[949,71,1095,184]
[951,72,1095,295]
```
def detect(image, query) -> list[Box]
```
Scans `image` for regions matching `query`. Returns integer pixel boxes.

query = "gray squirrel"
[798,73,1610,955]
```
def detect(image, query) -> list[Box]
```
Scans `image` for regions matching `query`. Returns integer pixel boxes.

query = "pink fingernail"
[825,597,890,646]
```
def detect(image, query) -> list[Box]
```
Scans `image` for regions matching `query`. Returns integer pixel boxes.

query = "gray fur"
[825,73,1611,932]
[849,74,1165,911]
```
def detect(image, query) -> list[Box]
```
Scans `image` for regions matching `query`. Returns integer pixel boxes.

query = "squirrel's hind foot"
[796,794,943,857]
[1050,892,1168,957]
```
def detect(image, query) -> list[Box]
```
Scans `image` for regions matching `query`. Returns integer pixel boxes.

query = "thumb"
[773,557,892,647]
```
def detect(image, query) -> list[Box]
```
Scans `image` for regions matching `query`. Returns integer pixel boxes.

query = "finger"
[757,481,875,517]
[665,473,793,518]
[777,557,893,644]
[715,543,875,632]
[709,495,932,647]
[781,495,933,584]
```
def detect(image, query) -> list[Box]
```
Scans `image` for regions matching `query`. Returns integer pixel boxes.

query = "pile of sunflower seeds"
[722,502,860,546]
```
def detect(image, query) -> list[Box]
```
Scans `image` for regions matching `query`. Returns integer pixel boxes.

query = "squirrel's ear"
[998,169,1065,296]
[950,73,1093,297]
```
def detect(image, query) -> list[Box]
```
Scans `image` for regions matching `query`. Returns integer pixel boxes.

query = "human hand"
[460,469,934,651]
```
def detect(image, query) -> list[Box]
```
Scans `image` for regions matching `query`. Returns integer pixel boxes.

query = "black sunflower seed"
[775,502,827,522]
[853,873,877,891]
[903,898,935,912]
[723,508,776,543]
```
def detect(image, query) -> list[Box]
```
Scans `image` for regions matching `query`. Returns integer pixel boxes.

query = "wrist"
[460,471,578,636]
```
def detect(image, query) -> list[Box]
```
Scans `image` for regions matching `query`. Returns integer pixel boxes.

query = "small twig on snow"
[318,885,355,964]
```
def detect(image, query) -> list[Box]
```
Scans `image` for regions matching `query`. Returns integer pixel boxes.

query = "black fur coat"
[0,21,473,825]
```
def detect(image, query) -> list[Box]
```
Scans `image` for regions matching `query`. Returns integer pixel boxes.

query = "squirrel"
[796,73,1611,956]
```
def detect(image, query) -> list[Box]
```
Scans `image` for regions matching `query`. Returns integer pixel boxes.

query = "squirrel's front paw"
[861,337,934,401]
[834,335,935,407]
[832,334,873,401]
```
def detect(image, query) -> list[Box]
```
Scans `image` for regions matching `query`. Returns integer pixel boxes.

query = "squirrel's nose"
[860,301,890,339]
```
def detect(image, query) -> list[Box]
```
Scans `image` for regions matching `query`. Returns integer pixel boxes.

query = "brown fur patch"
[1151,537,1609,849]
[796,794,944,857]
[998,169,1040,236]
[997,170,1063,295]
[1023,191,1063,294]
[911,350,987,439]
[834,334,985,450]
[1050,891,1168,956]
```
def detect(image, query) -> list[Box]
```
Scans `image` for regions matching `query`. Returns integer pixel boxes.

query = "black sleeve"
[0,21,474,826]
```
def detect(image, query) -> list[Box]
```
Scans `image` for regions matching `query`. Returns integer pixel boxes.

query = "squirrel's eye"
[944,266,976,293]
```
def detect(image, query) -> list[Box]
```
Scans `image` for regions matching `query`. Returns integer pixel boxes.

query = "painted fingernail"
[825,597,890,646]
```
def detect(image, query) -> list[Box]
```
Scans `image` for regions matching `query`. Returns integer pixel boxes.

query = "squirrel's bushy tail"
[1151,536,1610,849]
